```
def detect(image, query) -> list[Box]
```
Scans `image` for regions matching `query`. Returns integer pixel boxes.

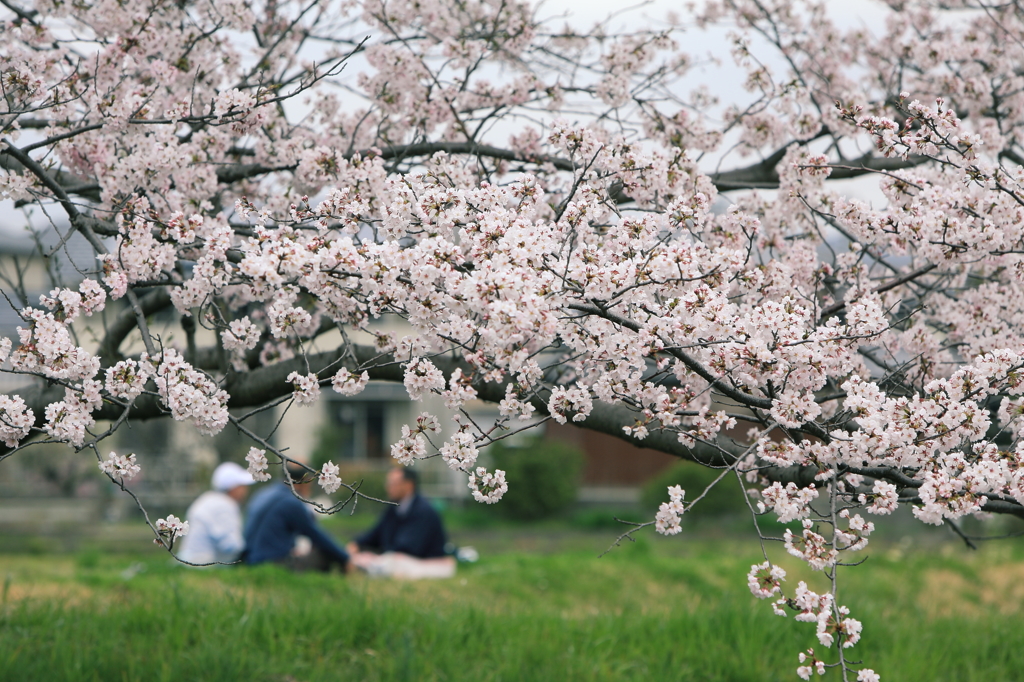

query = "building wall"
[545,422,679,487]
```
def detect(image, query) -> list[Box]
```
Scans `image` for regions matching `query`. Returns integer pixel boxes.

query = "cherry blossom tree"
[2,0,1024,678]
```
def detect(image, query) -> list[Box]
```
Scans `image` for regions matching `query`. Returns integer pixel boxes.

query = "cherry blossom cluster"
[439,430,480,471]
[499,384,537,422]
[767,580,868,680]
[154,515,189,545]
[403,358,446,400]
[654,485,686,536]
[747,561,786,600]
[245,448,272,483]
[147,349,229,436]
[42,385,99,447]
[835,510,874,552]
[220,318,261,353]
[318,461,342,495]
[104,359,153,402]
[547,386,594,425]
[39,280,106,322]
[757,483,819,524]
[859,481,899,515]
[332,368,369,396]
[100,215,177,297]
[5,296,107,449]
[98,451,141,482]
[441,368,478,410]
[784,520,838,571]
[10,306,100,382]
[467,467,508,504]
[0,395,34,448]
[796,650,826,681]
[390,412,442,465]
[286,372,321,406]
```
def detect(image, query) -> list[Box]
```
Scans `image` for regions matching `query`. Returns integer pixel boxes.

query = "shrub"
[310,421,348,471]
[641,461,748,519]
[334,465,388,503]
[571,507,642,530]
[488,438,583,521]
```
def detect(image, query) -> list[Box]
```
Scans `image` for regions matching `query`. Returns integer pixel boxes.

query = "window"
[327,401,389,459]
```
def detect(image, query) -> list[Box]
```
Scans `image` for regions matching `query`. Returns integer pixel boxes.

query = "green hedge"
[489,438,583,521]
[641,460,748,518]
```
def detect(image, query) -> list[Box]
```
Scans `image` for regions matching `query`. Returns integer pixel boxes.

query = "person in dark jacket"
[347,467,455,578]
[244,463,349,572]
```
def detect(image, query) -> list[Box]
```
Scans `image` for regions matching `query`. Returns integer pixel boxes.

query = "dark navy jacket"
[243,483,349,566]
[354,493,448,558]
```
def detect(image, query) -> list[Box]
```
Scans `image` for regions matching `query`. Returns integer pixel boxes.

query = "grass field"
[2,532,1024,682]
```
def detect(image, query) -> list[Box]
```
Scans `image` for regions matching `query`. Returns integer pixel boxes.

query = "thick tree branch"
[97,289,173,364]
[215,138,929,194]
[0,149,102,203]
[566,302,773,410]
[9,335,1024,521]
[5,125,929,208]
[215,140,577,184]
[710,149,929,191]
[819,263,939,319]
[3,143,156,355]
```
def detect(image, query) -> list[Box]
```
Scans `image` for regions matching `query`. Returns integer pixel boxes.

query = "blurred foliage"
[310,422,388,501]
[311,421,348,471]
[335,465,388,503]
[641,461,748,518]
[570,508,643,530]
[489,438,583,521]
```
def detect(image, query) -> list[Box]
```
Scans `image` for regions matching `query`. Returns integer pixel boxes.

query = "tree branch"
[97,289,173,364]
[2,142,156,355]
[819,263,938,319]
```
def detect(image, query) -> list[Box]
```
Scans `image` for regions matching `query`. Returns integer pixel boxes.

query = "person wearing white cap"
[177,461,256,565]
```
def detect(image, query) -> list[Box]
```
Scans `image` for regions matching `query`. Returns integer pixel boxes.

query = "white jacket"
[177,490,245,565]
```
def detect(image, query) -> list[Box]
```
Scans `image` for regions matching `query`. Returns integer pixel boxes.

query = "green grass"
[1,538,1024,681]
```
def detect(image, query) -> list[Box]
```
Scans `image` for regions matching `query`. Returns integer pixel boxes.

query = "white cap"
[211,461,255,491]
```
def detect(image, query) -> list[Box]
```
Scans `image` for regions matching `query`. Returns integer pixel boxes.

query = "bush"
[571,508,642,530]
[489,438,583,521]
[334,466,388,503]
[310,421,348,471]
[641,461,748,519]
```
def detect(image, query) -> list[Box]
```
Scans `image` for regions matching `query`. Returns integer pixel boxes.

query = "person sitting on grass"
[346,467,456,579]
[177,461,255,565]
[243,462,349,573]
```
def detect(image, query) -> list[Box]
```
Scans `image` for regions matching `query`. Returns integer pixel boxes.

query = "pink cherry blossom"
[468,467,508,504]
[98,451,141,482]
[4,1,1024,677]
[319,461,342,495]
[245,448,271,483]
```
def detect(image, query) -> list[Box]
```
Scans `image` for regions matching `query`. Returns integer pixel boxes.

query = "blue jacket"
[243,483,349,566]
[354,493,448,558]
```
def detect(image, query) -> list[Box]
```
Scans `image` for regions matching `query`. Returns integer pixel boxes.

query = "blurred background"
[2,226,1022,556]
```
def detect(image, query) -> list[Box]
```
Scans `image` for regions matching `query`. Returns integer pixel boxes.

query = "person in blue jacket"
[243,463,349,572]
[347,467,454,577]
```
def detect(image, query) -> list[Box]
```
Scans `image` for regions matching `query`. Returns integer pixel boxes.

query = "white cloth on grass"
[360,552,457,580]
